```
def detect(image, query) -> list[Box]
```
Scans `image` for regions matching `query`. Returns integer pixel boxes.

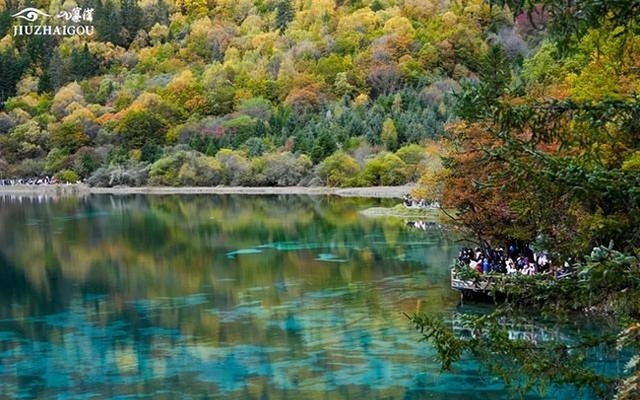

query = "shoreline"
[0,184,414,199]
[359,206,444,219]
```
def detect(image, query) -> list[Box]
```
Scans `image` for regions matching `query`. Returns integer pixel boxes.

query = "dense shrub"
[149,150,223,186]
[55,169,80,183]
[250,152,312,186]
[71,147,101,178]
[0,112,15,134]
[149,153,183,185]
[116,110,168,149]
[318,151,360,187]
[45,148,71,174]
[357,153,409,186]
[215,149,250,185]
[12,158,45,177]
[87,163,150,187]
[395,144,426,181]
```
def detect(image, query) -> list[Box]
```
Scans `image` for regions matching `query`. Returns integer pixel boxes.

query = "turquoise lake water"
[0,194,618,399]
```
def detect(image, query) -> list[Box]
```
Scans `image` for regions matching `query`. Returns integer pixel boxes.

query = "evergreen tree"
[0,48,26,107]
[0,10,13,38]
[38,69,53,94]
[121,0,143,46]
[275,0,294,35]
[140,143,162,163]
[94,0,123,45]
[70,44,99,81]
[46,52,69,90]
[370,0,383,11]
[144,0,170,28]
[15,35,58,74]
[310,129,337,164]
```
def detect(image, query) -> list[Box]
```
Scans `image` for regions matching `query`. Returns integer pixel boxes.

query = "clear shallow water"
[0,194,612,399]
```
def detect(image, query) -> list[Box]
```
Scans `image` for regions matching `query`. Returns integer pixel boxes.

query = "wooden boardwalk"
[450,269,493,295]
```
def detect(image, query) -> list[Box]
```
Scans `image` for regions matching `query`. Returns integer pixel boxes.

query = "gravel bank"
[0,184,415,198]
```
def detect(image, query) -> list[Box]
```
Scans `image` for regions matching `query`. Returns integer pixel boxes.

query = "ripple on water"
[208,301,267,323]
[129,293,209,312]
[315,253,349,263]
[304,288,352,300]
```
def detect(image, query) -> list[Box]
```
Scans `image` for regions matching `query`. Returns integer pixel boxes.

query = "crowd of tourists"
[406,220,442,231]
[457,243,570,277]
[402,194,440,209]
[0,176,64,186]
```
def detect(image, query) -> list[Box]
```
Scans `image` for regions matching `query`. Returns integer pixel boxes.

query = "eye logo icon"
[11,8,51,22]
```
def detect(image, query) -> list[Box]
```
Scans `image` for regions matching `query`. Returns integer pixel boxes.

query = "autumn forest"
[0,0,524,187]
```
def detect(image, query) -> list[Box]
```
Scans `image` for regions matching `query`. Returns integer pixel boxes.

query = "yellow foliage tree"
[51,82,86,119]
[176,0,209,16]
[402,0,436,19]
[381,118,397,151]
[149,23,169,44]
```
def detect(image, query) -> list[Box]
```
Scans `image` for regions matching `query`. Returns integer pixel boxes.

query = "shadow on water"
[0,251,31,302]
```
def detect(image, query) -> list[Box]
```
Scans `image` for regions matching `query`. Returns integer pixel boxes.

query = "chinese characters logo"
[56,7,94,23]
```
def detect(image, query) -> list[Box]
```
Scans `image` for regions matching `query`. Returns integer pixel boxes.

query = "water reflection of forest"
[0,194,458,337]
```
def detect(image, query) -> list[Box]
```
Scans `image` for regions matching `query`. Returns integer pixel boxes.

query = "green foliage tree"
[55,169,80,183]
[15,35,57,78]
[396,144,427,181]
[140,142,163,163]
[116,110,168,149]
[45,148,70,175]
[12,158,44,176]
[50,121,88,154]
[242,137,266,157]
[144,0,170,26]
[358,153,409,186]
[318,151,359,187]
[0,120,48,163]
[222,115,256,148]
[71,147,101,178]
[45,52,68,92]
[380,118,397,151]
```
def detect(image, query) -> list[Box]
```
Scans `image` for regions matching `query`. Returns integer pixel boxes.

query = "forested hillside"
[0,0,523,186]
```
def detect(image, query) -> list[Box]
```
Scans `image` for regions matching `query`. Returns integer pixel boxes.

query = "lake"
[0,194,612,399]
